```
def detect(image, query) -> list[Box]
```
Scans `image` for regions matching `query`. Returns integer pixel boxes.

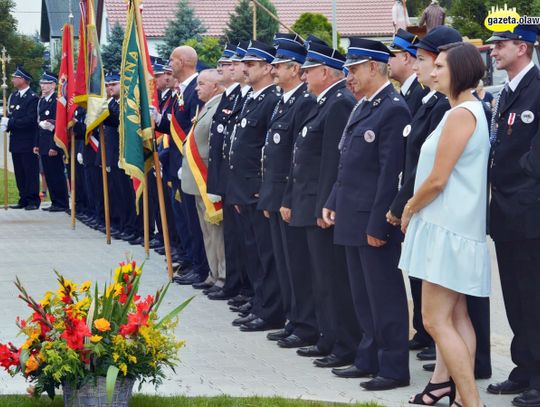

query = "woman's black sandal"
[409,380,456,405]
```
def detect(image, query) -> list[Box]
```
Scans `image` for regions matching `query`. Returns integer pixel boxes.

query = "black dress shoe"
[227,294,251,307]
[512,389,540,407]
[207,290,235,300]
[128,236,144,245]
[332,365,374,378]
[409,337,433,350]
[154,246,165,255]
[9,203,25,209]
[203,285,221,295]
[121,233,138,241]
[313,353,353,368]
[173,270,197,282]
[41,206,51,211]
[230,302,252,314]
[98,224,107,233]
[277,334,312,349]
[296,345,329,358]
[111,230,123,239]
[25,204,39,210]
[360,376,409,390]
[149,238,163,249]
[175,274,204,285]
[192,281,213,290]
[267,329,290,341]
[232,313,258,327]
[423,363,435,372]
[488,379,529,395]
[417,346,436,361]
[239,318,282,332]
[48,205,68,212]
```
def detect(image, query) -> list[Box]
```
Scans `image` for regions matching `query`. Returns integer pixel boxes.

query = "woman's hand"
[401,205,413,234]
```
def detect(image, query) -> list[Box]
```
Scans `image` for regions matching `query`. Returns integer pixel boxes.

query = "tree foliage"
[223,0,279,44]
[184,37,222,68]
[407,0,453,16]
[450,0,490,40]
[102,23,124,74]
[0,0,44,92]
[291,12,344,52]
[157,0,206,60]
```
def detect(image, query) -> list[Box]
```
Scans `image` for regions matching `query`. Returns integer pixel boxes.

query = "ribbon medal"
[507,112,516,136]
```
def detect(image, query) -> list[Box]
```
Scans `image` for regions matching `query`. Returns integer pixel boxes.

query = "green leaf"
[106,364,120,403]
[155,296,194,329]
[19,348,29,371]
[153,283,170,313]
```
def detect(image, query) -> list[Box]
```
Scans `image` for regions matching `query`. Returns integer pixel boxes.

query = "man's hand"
[177,167,182,180]
[279,207,291,223]
[263,210,270,219]
[367,235,387,247]
[48,149,58,157]
[33,147,39,155]
[386,210,401,226]
[207,193,221,203]
[322,208,336,225]
[317,217,331,229]
[77,153,83,165]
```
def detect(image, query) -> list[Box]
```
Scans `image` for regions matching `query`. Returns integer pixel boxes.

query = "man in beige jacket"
[181,69,226,291]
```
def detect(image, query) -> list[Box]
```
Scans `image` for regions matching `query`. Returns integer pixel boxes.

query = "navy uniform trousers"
[41,153,68,209]
[12,153,40,207]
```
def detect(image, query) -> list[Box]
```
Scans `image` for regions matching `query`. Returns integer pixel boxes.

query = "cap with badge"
[153,63,166,75]
[218,43,237,63]
[12,65,33,82]
[273,32,304,46]
[302,37,346,70]
[105,73,120,84]
[344,38,394,67]
[231,41,249,62]
[486,24,540,44]
[413,26,462,54]
[164,60,172,72]
[389,28,419,57]
[40,71,58,84]
[242,40,276,63]
[272,33,307,65]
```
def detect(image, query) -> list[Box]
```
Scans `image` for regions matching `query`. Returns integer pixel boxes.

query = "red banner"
[74,0,88,105]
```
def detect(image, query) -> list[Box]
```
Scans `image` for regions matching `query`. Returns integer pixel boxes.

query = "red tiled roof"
[105,0,394,38]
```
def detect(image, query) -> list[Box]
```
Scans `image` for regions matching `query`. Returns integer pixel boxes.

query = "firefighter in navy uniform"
[486,25,540,407]
[35,72,69,212]
[283,37,362,368]
[258,34,319,349]
[72,106,90,220]
[2,66,40,210]
[226,41,285,332]
[323,38,411,390]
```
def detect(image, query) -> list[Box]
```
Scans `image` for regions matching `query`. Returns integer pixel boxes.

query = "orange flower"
[94,318,111,332]
[24,355,39,375]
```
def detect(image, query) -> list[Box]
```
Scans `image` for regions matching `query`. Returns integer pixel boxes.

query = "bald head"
[196,69,224,102]
[170,46,198,80]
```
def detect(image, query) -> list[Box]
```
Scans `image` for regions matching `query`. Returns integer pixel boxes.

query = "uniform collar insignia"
[372,98,382,107]
[319,97,326,105]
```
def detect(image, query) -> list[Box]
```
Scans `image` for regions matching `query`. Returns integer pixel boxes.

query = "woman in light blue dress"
[399,42,489,407]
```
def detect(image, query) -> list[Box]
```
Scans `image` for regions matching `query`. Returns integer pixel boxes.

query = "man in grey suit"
[181,69,226,291]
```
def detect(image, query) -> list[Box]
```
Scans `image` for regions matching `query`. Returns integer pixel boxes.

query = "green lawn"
[0,170,18,205]
[0,395,384,406]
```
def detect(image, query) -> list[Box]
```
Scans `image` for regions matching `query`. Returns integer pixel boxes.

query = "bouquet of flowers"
[0,259,192,400]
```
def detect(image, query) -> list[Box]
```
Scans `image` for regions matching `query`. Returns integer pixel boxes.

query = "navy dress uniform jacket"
[7,89,39,153]
[207,84,242,196]
[226,85,281,205]
[390,92,449,217]
[283,80,355,227]
[490,66,540,241]
[36,93,59,153]
[325,83,411,246]
[258,84,317,212]
[403,77,429,118]
[102,98,120,168]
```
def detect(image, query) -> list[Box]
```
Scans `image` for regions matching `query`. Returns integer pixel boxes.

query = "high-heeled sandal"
[409,379,456,405]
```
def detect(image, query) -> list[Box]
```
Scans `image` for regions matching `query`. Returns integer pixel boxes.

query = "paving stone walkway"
[0,208,516,406]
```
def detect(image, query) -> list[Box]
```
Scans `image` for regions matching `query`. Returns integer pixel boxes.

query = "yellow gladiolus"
[94,318,111,332]
[38,291,54,306]
[79,281,92,292]
[90,335,103,343]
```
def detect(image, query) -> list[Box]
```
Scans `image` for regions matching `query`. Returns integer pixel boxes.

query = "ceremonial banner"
[74,0,88,105]
[85,0,109,136]
[170,101,187,155]
[54,23,76,160]
[119,0,155,204]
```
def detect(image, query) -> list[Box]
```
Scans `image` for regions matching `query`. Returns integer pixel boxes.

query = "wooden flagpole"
[1,47,10,210]
[70,129,76,229]
[99,124,111,244]
[143,171,150,258]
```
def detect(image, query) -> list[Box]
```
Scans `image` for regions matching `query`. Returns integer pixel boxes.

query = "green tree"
[223,0,279,44]
[450,0,489,40]
[185,37,222,68]
[486,0,540,16]
[157,0,206,60]
[0,0,44,92]
[102,23,124,73]
[291,12,344,52]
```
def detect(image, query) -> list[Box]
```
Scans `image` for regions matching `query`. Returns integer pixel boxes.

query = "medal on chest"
[507,112,516,136]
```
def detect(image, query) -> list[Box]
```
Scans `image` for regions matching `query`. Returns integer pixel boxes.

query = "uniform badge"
[521,110,534,124]
[167,113,172,121]
[393,97,400,101]
[337,92,342,98]
[273,133,281,144]
[241,118,247,128]
[222,109,232,115]
[10,105,14,109]
[402,124,411,138]
[16,105,20,110]
[302,126,308,137]
[45,110,50,116]
[372,98,381,107]
[507,112,516,136]
[304,93,309,98]
[364,130,376,143]
[217,124,224,133]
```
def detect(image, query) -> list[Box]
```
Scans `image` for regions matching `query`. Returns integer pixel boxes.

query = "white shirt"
[282,82,303,104]
[317,79,345,102]
[507,61,534,92]
[422,89,437,104]
[161,88,170,99]
[18,86,30,97]
[400,74,417,96]
[226,83,240,96]
[251,84,273,99]
[367,81,391,101]
[44,92,54,102]
[241,85,251,97]
[180,73,198,93]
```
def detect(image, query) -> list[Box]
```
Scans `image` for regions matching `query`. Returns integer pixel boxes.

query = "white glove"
[106,166,111,173]
[39,120,47,130]
[177,167,182,180]
[77,153,83,165]
[150,107,162,125]
[1,117,9,127]
[207,193,222,203]
[39,121,55,131]
[0,124,6,134]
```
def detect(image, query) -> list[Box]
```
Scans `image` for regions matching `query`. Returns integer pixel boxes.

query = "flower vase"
[62,376,135,407]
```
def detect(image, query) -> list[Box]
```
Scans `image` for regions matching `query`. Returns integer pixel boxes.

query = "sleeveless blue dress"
[398,100,491,297]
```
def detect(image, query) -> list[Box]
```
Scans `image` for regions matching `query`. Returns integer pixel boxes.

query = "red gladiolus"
[119,295,153,336]
[0,343,20,370]
[32,312,55,338]
[60,317,91,350]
